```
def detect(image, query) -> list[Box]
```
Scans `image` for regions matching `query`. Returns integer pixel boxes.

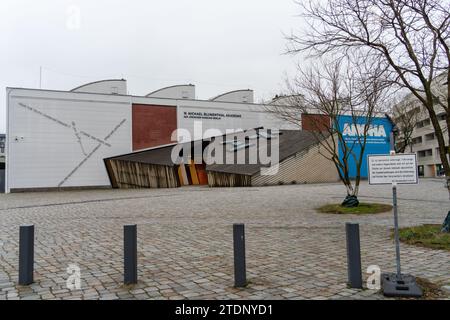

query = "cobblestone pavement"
[0,179,449,300]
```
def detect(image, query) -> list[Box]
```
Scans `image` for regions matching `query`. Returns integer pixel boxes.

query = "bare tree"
[268,57,388,206]
[388,97,424,153]
[287,0,450,197]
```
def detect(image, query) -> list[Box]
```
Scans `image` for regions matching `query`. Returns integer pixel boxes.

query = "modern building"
[0,134,5,155]
[0,134,5,193]
[104,129,339,189]
[393,72,448,177]
[6,79,394,192]
[5,79,300,192]
[205,129,338,187]
[0,133,5,163]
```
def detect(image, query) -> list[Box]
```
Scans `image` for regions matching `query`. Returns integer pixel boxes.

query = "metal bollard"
[19,225,34,285]
[124,224,137,284]
[233,223,246,287]
[345,222,363,289]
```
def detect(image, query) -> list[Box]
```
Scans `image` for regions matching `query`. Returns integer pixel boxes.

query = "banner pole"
[389,132,402,279]
[392,183,402,279]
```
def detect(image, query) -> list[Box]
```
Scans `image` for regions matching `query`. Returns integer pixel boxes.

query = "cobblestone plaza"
[0,179,449,300]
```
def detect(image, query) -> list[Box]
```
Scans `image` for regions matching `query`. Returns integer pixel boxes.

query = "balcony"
[418,155,434,163]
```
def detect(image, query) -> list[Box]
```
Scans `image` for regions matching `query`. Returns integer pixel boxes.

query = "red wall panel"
[302,114,330,132]
[132,104,177,151]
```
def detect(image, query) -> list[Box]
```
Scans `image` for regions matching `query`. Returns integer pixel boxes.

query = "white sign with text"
[368,154,418,185]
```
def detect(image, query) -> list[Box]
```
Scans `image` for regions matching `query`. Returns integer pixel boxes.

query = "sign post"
[367,141,422,297]
[392,182,401,279]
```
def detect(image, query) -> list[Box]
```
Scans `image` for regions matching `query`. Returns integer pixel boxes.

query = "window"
[425,133,435,141]
[416,119,431,128]
[418,149,432,158]
[244,131,282,140]
[258,131,281,139]
[436,164,444,176]
[221,139,237,145]
[228,141,254,151]
[438,113,446,121]
[222,139,254,151]
[412,137,422,144]
[235,142,253,151]
[418,165,424,177]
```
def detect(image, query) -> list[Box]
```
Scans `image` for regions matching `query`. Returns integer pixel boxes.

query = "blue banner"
[337,115,393,178]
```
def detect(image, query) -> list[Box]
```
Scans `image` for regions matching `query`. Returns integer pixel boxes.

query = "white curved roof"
[210,89,254,103]
[270,94,304,106]
[71,79,127,95]
[145,84,195,99]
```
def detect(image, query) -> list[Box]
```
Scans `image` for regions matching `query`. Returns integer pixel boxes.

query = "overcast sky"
[0,0,308,133]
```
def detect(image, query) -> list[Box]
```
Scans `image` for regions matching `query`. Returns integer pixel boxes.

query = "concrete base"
[381,273,423,298]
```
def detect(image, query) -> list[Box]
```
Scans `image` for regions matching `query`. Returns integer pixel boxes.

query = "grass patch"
[317,202,392,215]
[397,224,450,251]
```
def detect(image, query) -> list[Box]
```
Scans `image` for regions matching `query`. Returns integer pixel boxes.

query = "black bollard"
[345,222,363,289]
[233,223,246,287]
[19,225,34,285]
[124,224,137,284]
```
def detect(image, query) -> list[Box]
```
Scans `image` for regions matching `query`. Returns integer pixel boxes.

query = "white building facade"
[394,72,448,177]
[5,80,298,192]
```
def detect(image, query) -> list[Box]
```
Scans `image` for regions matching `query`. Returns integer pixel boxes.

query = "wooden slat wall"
[206,171,251,187]
[196,164,209,185]
[106,159,180,188]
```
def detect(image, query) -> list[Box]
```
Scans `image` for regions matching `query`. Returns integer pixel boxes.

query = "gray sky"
[1,0,306,133]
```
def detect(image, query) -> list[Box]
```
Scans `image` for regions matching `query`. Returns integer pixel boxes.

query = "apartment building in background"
[0,134,4,193]
[394,72,448,178]
[0,134,5,162]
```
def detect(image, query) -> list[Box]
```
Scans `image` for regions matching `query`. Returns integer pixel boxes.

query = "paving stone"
[0,180,448,300]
